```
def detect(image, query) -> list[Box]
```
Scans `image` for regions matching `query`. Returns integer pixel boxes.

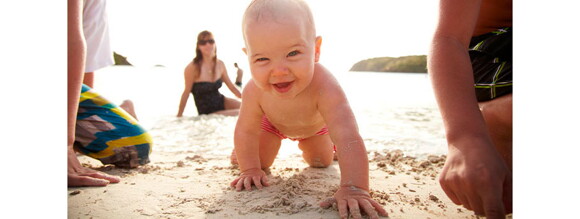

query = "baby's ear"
[314,36,322,62]
[242,47,248,55]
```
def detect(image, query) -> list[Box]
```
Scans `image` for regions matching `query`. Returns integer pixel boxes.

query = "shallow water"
[93,66,447,158]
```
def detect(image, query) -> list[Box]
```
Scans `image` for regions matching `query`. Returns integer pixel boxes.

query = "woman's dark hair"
[193,30,217,77]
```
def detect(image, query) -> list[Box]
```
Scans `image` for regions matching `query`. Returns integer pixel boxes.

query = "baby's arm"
[316,70,388,218]
[230,82,269,191]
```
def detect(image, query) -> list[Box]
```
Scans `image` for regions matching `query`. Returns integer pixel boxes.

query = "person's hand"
[320,186,388,219]
[68,148,120,187]
[440,138,512,218]
[230,168,269,191]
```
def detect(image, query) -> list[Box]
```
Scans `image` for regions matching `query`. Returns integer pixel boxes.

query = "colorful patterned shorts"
[469,27,513,102]
[74,84,153,168]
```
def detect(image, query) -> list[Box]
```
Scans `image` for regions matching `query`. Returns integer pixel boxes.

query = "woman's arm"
[177,63,196,117]
[68,0,85,147]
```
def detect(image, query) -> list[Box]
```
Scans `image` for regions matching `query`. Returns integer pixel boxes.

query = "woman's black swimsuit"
[191,79,225,115]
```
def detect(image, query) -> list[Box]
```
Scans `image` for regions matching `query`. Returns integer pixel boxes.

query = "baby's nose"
[271,63,289,76]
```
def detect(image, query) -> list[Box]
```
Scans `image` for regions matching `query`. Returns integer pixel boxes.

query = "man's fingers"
[69,175,110,187]
[439,180,461,205]
[503,174,513,214]
[482,190,506,219]
[86,172,120,183]
[456,193,473,210]
[467,195,485,216]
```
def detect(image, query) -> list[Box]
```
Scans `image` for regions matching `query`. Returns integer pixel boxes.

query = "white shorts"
[83,0,114,72]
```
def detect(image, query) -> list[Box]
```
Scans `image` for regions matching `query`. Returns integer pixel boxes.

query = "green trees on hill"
[113,52,132,66]
[350,55,427,73]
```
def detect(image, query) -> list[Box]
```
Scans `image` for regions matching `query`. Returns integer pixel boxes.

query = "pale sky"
[106,0,439,72]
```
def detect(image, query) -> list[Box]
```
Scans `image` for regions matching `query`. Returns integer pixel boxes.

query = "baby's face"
[243,15,320,99]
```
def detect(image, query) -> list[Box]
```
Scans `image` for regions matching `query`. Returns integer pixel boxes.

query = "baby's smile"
[272,81,293,93]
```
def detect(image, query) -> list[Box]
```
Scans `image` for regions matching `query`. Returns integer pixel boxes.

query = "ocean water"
[93,66,447,158]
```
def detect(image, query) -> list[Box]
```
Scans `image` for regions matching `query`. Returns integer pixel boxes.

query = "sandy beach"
[67,67,479,218]
[67,115,477,219]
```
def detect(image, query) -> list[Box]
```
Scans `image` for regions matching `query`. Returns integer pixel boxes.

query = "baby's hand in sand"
[230,168,269,191]
[320,186,388,219]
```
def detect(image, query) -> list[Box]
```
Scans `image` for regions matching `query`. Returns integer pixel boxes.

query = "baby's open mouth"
[272,81,293,93]
[273,82,292,89]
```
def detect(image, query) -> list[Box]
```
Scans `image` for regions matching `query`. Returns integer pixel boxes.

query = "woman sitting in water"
[177,30,242,116]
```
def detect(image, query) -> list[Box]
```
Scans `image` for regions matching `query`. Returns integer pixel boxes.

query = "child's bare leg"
[298,135,334,168]
[259,131,283,169]
[479,94,512,170]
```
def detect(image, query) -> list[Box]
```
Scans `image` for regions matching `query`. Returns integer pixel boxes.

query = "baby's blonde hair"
[242,0,316,41]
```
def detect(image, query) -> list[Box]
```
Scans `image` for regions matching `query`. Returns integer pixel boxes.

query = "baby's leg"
[298,135,334,168]
[259,130,283,169]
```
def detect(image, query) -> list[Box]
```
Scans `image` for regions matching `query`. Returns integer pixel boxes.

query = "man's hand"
[320,185,388,219]
[68,148,120,187]
[439,139,512,218]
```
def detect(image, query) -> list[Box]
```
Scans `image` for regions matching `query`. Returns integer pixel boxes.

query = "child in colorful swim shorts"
[230,0,388,218]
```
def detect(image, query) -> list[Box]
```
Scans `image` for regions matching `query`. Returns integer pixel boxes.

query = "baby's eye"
[287,50,299,57]
[255,57,269,62]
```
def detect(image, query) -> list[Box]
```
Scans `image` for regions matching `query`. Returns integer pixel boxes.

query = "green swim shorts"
[469,27,512,102]
[74,84,153,168]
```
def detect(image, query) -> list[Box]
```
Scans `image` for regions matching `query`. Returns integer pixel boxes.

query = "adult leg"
[214,97,241,116]
[298,134,334,168]
[120,99,138,120]
[83,72,94,88]
[479,94,512,170]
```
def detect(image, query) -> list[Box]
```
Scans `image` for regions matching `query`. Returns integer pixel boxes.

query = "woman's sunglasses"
[198,39,215,45]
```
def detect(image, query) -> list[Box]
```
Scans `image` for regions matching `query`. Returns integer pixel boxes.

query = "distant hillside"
[350,55,427,73]
[113,52,133,66]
